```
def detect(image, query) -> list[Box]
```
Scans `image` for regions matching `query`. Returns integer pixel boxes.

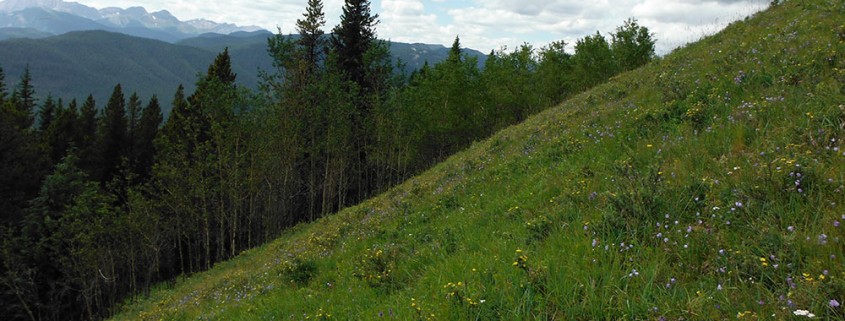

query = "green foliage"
[112,2,845,320]
[96,84,128,184]
[297,0,327,70]
[612,18,656,71]
[282,257,318,286]
[0,65,7,105]
[12,65,36,128]
[331,0,379,93]
[132,95,162,181]
[573,31,617,90]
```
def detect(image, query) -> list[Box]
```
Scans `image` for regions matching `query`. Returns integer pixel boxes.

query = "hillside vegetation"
[0,30,487,111]
[110,0,844,319]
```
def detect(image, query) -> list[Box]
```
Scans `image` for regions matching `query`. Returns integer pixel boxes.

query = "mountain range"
[0,0,486,113]
[0,0,262,41]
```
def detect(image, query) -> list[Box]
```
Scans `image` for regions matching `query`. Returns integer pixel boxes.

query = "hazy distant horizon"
[46,0,770,54]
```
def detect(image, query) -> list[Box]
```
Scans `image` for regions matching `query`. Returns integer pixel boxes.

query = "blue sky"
[73,0,771,54]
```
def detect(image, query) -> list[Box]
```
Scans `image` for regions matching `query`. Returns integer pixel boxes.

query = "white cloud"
[72,0,770,54]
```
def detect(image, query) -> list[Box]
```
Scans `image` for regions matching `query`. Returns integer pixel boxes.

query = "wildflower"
[819,234,829,245]
[835,221,841,228]
[788,226,795,232]
[793,309,815,318]
[717,284,723,291]
[831,299,840,308]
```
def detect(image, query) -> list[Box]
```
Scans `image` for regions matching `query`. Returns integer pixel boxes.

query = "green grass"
[112,0,845,319]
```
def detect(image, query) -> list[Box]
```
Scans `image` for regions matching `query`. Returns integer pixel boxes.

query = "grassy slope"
[114,1,845,320]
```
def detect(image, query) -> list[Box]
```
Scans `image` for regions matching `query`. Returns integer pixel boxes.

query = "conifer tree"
[134,95,162,181]
[298,0,326,73]
[79,95,97,142]
[12,65,37,128]
[160,85,189,151]
[331,0,378,91]
[126,92,142,163]
[38,95,56,132]
[72,95,98,177]
[97,84,128,184]
[45,99,79,164]
[447,35,463,64]
[204,48,237,87]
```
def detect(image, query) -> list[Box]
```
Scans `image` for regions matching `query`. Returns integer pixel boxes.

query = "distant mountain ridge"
[0,0,262,42]
[0,30,487,115]
[0,0,488,113]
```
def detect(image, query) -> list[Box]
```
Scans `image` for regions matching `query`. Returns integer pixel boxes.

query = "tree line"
[0,0,656,319]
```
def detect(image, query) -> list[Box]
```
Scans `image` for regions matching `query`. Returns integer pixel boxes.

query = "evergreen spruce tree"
[134,95,162,181]
[97,84,128,184]
[298,0,326,73]
[79,95,97,142]
[447,35,463,64]
[331,0,378,92]
[38,94,56,132]
[76,95,98,174]
[161,85,187,142]
[12,65,37,128]
[1,64,48,226]
[204,48,237,87]
[126,92,142,164]
[45,99,79,164]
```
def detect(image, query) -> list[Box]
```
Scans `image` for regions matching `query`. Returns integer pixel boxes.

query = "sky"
[71,0,771,54]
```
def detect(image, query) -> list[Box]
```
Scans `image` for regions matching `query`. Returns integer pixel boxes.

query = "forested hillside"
[0,30,487,111]
[0,0,658,320]
[107,0,845,320]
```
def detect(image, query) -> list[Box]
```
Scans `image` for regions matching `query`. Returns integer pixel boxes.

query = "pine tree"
[204,48,237,86]
[126,92,142,162]
[298,0,326,73]
[331,0,378,91]
[45,99,79,164]
[79,95,97,142]
[97,84,128,184]
[12,65,37,128]
[134,95,162,181]
[447,35,463,64]
[38,94,56,132]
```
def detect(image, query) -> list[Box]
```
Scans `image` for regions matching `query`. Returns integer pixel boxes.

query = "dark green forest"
[0,0,655,320]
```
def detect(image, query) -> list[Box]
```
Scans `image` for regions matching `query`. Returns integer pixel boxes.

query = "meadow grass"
[113,0,845,319]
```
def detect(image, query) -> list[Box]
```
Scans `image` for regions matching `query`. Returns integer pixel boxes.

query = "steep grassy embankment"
[114,1,845,319]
